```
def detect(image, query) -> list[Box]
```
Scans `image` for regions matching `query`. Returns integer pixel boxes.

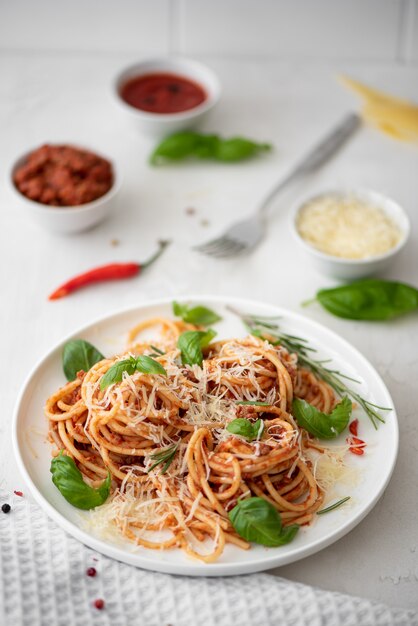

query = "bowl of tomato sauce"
[9,144,121,234]
[114,57,221,135]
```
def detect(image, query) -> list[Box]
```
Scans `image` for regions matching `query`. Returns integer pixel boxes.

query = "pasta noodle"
[45,316,343,562]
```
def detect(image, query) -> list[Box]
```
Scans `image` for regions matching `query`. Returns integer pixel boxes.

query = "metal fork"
[194,113,361,258]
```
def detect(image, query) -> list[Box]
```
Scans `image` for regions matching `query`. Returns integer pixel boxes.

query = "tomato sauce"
[120,72,207,114]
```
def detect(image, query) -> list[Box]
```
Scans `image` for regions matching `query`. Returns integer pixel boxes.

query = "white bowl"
[113,57,221,136]
[291,188,410,280]
[9,147,121,235]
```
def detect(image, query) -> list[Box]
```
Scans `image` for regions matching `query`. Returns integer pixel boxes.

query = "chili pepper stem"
[142,240,171,270]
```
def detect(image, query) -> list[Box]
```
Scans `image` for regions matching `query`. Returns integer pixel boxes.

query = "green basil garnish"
[50,452,111,510]
[227,418,264,441]
[177,329,217,366]
[150,132,271,165]
[229,497,299,547]
[231,309,390,430]
[100,355,167,390]
[215,138,271,162]
[62,339,104,381]
[292,397,352,439]
[307,279,418,321]
[172,301,222,326]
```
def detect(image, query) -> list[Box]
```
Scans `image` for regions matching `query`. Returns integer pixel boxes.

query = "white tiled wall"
[0,0,172,54]
[405,0,418,60]
[179,0,401,60]
[0,0,417,63]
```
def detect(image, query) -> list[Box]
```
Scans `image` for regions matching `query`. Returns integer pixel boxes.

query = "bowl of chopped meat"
[9,144,120,234]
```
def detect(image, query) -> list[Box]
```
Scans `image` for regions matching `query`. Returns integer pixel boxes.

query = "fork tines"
[194,237,247,258]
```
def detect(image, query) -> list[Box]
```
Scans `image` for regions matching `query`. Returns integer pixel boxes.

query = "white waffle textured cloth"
[0,491,417,626]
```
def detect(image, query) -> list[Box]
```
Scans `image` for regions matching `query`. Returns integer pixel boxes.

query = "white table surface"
[1,52,417,611]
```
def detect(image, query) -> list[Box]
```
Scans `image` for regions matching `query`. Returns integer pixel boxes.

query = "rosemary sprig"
[147,444,178,474]
[149,345,166,357]
[317,496,351,515]
[227,307,391,429]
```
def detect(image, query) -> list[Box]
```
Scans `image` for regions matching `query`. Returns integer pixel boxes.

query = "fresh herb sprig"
[178,329,217,366]
[150,132,272,165]
[63,339,104,381]
[173,301,222,326]
[227,307,390,429]
[149,345,165,356]
[305,279,418,321]
[227,418,264,441]
[100,355,167,390]
[229,497,299,547]
[292,397,352,439]
[147,444,179,474]
[51,452,111,510]
[317,496,351,515]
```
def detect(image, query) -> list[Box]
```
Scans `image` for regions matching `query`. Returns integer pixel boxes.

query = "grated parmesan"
[306,445,360,493]
[296,193,402,259]
[80,336,359,547]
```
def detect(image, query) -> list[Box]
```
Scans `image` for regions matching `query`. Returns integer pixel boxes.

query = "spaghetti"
[45,316,345,562]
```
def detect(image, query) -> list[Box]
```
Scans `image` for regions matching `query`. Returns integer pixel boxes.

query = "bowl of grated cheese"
[292,189,410,279]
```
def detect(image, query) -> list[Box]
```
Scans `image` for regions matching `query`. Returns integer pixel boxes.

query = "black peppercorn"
[1,503,11,514]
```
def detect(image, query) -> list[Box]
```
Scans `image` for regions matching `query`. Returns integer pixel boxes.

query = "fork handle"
[258,112,361,215]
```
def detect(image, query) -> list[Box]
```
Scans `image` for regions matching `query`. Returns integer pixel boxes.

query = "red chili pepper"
[48,241,169,300]
[14,490,24,497]
[349,419,359,436]
[347,436,366,456]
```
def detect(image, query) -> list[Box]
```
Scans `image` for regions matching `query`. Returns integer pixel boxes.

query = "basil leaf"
[150,131,272,165]
[199,329,216,347]
[292,397,352,439]
[100,357,137,390]
[214,138,271,162]
[273,524,300,545]
[135,355,167,376]
[150,132,202,164]
[50,452,111,510]
[178,329,216,366]
[62,339,104,381]
[229,497,299,547]
[227,418,264,441]
[314,279,418,321]
[172,301,222,326]
[173,301,189,318]
[100,355,166,390]
[236,401,270,406]
[194,134,220,159]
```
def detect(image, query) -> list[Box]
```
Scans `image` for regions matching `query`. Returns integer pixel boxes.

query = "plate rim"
[12,295,399,576]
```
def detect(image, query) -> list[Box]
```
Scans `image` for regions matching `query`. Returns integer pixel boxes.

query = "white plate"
[12,296,398,577]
